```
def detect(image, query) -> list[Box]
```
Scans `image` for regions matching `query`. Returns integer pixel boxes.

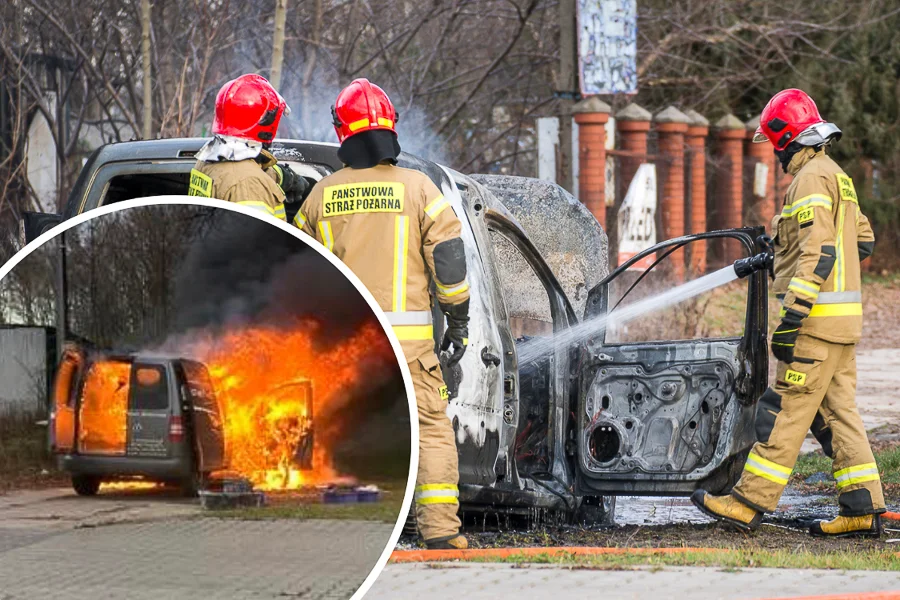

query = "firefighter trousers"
[732,334,885,516]
[406,349,461,542]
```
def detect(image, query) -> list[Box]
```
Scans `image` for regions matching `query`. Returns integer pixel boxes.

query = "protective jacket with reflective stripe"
[771,147,874,344]
[298,163,469,361]
[189,156,287,221]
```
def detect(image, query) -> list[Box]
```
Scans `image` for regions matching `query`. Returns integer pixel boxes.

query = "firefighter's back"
[300,163,442,315]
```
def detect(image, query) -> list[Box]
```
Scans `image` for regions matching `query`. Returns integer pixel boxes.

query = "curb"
[756,594,900,600]
[390,546,720,563]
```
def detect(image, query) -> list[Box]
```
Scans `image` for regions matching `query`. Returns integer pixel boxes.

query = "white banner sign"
[617,163,656,269]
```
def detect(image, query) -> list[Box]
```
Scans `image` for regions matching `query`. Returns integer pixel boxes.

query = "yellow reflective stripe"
[271,164,284,186]
[424,195,451,219]
[436,280,469,298]
[817,291,861,304]
[744,463,789,485]
[834,463,877,479]
[377,117,394,128]
[836,204,847,291]
[319,221,334,251]
[347,117,370,132]
[788,278,820,300]
[417,496,460,505]
[781,194,833,217]
[293,211,307,228]
[415,483,459,504]
[744,452,791,485]
[838,473,880,488]
[386,311,432,326]
[416,484,458,491]
[392,216,409,312]
[808,302,862,318]
[391,324,433,341]
[236,201,276,215]
[835,463,879,489]
[273,205,286,221]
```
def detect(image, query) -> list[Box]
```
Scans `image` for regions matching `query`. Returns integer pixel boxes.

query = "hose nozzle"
[733,251,773,279]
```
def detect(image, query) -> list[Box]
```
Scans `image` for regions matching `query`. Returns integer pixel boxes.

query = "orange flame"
[191,319,394,490]
[78,361,130,455]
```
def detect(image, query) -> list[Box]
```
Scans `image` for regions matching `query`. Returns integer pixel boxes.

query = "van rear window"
[131,365,169,410]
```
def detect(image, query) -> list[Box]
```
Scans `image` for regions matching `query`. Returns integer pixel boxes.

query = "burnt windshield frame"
[585,228,765,345]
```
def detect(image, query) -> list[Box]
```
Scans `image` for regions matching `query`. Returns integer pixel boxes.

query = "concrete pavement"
[366,563,900,599]
[0,488,394,600]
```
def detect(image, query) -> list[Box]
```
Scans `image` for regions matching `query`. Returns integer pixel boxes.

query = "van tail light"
[168,415,185,442]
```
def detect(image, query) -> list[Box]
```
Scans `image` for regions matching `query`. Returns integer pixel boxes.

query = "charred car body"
[28,139,769,521]
[51,346,226,495]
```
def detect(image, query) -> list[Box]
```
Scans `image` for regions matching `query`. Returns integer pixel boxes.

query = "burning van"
[50,347,226,495]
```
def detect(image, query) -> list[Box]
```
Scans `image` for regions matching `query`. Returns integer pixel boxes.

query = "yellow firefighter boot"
[810,514,882,538]
[425,534,468,550]
[691,489,762,532]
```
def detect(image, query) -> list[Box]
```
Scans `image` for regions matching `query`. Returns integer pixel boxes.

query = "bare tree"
[270,0,288,91]
[141,0,153,139]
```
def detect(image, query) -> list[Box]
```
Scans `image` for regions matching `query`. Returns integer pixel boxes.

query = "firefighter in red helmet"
[189,73,309,220]
[693,89,882,538]
[297,79,470,550]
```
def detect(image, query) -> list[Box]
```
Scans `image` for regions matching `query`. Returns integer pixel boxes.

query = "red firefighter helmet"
[212,74,290,143]
[753,89,840,151]
[332,79,397,144]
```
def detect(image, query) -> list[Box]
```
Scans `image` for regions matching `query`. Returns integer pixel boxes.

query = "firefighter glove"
[273,164,310,204]
[771,312,803,363]
[733,251,773,279]
[440,299,469,368]
[756,234,776,280]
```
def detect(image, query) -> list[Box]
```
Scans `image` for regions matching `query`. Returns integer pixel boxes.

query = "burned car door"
[51,347,84,453]
[576,229,768,496]
[179,360,226,472]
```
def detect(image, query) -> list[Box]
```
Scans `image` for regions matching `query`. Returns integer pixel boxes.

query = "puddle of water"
[614,490,834,526]
[615,496,713,526]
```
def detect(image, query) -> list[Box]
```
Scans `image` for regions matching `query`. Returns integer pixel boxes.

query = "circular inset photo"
[0,200,414,600]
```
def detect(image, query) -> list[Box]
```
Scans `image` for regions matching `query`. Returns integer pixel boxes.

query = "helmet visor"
[752,128,769,144]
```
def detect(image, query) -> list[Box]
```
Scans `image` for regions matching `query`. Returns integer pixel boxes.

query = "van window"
[130,364,169,410]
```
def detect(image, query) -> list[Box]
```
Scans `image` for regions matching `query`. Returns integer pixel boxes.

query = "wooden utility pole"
[270,0,288,90]
[558,0,577,193]
[141,0,152,139]
[55,231,68,361]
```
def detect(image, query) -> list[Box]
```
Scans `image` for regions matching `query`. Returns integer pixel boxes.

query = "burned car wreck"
[28,138,769,524]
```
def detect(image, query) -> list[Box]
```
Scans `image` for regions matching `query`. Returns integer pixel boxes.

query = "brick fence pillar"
[745,114,777,231]
[615,103,652,198]
[572,96,612,229]
[654,106,691,280]
[715,114,746,263]
[684,109,709,273]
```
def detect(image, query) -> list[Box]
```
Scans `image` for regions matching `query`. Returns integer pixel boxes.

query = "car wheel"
[180,471,207,497]
[402,507,418,537]
[72,475,101,496]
